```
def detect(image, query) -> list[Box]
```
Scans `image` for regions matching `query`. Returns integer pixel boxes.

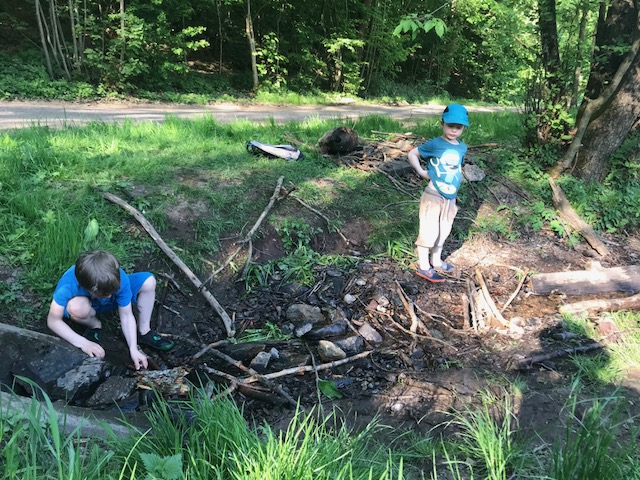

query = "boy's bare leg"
[430,245,443,268]
[136,276,157,335]
[417,245,431,271]
[67,297,102,329]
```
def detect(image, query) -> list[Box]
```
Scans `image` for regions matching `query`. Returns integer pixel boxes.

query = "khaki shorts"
[415,187,458,249]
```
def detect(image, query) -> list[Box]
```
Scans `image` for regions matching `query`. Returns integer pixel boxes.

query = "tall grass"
[1,383,403,479]
[550,380,640,480]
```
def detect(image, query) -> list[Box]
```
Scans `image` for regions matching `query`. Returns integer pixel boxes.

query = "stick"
[376,167,419,199]
[466,279,479,331]
[475,268,509,328]
[193,340,230,360]
[380,310,458,350]
[500,268,529,313]
[102,191,236,338]
[208,347,298,406]
[461,292,470,330]
[289,193,351,245]
[395,281,431,336]
[202,176,285,286]
[516,342,603,369]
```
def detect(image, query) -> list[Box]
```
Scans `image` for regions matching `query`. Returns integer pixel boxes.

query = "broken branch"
[500,268,529,313]
[202,176,285,286]
[516,342,603,370]
[289,193,351,245]
[475,268,509,328]
[102,191,235,338]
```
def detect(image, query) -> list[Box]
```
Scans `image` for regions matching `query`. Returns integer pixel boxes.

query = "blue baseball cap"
[442,104,469,126]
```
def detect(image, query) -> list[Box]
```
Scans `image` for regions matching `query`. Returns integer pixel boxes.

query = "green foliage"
[441,391,528,480]
[318,379,344,400]
[237,322,291,342]
[550,382,639,480]
[394,14,447,40]
[274,217,322,252]
[140,452,183,480]
[257,33,288,89]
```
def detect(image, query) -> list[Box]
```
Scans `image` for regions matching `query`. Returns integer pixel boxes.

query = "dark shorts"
[63,272,153,317]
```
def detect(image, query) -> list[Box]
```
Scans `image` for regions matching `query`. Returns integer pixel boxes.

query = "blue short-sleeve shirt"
[53,266,132,313]
[417,137,467,199]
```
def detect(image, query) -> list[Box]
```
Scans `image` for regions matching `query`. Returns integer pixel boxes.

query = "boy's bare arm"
[46,300,105,358]
[407,148,430,180]
[118,304,148,370]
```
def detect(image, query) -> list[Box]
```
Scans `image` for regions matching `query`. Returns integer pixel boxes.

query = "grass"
[0,110,507,312]
[2,103,640,477]
[4,378,639,479]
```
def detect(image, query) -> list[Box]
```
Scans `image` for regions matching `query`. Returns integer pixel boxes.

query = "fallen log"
[559,293,640,315]
[530,263,640,296]
[548,178,610,257]
[103,192,235,338]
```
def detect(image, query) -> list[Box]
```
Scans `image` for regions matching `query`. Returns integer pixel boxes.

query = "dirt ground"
[80,165,640,448]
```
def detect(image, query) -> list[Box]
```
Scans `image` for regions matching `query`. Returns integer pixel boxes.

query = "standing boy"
[407,103,469,283]
[47,250,174,370]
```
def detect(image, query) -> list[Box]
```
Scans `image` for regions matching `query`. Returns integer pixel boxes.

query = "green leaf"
[83,218,99,247]
[434,20,446,38]
[140,452,183,480]
[318,379,343,399]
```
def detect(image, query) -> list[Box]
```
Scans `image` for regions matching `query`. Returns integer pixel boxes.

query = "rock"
[295,322,313,337]
[269,347,280,360]
[0,391,143,439]
[305,320,348,339]
[286,304,325,324]
[344,294,357,305]
[463,163,486,182]
[317,340,346,361]
[358,323,383,343]
[85,376,138,408]
[220,342,268,363]
[334,336,365,355]
[52,358,107,402]
[5,322,109,403]
[250,351,272,373]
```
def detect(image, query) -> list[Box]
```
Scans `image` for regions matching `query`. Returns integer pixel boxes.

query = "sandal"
[433,262,455,274]
[415,267,445,283]
[82,327,102,345]
[138,330,175,351]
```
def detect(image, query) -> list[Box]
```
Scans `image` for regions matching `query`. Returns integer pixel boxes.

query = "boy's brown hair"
[75,250,120,296]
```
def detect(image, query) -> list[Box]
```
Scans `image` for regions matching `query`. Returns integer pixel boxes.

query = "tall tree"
[552,0,640,181]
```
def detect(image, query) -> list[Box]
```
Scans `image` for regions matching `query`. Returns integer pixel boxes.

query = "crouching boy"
[47,250,174,370]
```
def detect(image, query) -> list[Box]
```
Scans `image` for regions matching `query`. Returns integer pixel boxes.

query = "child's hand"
[130,349,149,370]
[81,340,105,359]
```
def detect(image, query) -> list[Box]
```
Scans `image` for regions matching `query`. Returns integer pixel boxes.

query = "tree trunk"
[216,0,223,74]
[570,6,589,108]
[571,0,640,182]
[550,0,640,180]
[35,0,54,78]
[245,0,259,91]
[573,57,640,181]
[538,0,562,95]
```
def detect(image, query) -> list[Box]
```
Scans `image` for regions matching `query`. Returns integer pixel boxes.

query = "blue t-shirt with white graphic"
[417,137,467,199]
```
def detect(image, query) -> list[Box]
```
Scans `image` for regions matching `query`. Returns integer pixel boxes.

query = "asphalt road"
[0,100,508,130]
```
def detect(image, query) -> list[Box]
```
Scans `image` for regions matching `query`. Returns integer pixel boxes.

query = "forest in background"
[0,0,597,103]
[0,0,638,185]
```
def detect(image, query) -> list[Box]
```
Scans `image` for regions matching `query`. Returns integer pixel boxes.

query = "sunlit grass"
[564,312,640,385]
